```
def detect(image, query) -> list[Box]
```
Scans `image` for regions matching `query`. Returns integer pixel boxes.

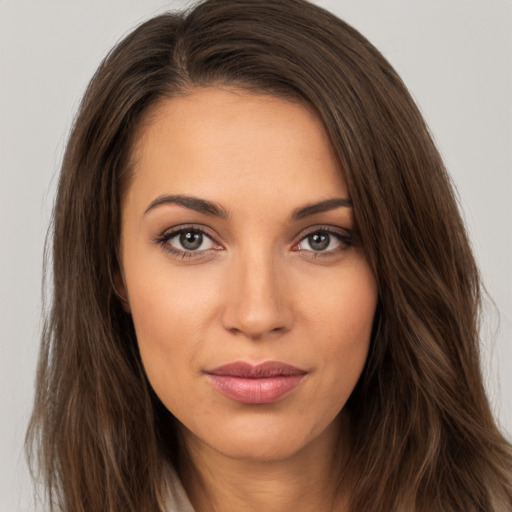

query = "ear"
[113,271,131,313]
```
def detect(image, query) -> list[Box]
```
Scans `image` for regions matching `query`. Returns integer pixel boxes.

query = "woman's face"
[119,88,378,462]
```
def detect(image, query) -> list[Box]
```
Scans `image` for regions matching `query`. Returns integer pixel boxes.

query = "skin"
[118,88,378,511]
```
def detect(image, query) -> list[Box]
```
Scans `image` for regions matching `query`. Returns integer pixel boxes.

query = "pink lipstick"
[205,361,306,404]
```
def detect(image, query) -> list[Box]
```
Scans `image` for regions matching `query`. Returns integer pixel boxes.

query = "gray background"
[1,1,511,510]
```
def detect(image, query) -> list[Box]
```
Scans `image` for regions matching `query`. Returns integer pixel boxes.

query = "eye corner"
[292,226,354,256]
[153,224,224,260]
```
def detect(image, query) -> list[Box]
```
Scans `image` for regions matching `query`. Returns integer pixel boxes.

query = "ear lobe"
[113,272,131,313]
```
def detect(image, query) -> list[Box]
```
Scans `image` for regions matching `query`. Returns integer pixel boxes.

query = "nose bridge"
[221,244,293,339]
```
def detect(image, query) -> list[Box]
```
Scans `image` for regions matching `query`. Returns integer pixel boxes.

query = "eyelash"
[154,224,220,260]
[293,226,354,257]
[154,224,355,260]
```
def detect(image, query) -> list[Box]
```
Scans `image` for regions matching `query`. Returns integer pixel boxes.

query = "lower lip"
[207,374,305,404]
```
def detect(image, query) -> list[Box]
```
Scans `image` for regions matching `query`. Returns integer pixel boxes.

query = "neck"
[178,413,351,512]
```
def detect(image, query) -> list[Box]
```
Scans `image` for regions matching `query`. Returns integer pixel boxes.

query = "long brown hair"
[27,1,512,511]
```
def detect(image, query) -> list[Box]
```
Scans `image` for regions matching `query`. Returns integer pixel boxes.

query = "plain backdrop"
[1,1,511,510]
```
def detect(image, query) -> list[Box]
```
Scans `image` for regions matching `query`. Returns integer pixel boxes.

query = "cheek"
[125,262,223,400]
[302,258,377,392]
[306,256,377,337]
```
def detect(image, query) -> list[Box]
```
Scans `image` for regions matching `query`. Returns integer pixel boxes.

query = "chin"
[212,435,310,463]
[181,410,340,464]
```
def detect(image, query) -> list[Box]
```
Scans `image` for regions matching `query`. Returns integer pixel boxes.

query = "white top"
[165,468,195,512]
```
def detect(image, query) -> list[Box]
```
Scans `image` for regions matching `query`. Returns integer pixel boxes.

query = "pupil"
[180,231,203,250]
[309,232,329,251]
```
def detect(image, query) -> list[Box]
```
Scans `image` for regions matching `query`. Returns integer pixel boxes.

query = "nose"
[221,251,294,340]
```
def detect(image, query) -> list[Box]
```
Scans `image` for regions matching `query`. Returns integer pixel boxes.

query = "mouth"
[205,361,307,404]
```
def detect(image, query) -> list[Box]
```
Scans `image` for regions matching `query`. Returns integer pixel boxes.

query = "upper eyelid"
[159,224,218,240]
[295,224,352,241]
[158,223,350,237]
[155,224,353,251]
[153,225,221,255]
[155,226,221,259]
[293,225,355,254]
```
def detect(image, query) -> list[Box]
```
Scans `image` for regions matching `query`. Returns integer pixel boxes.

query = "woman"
[27,0,512,511]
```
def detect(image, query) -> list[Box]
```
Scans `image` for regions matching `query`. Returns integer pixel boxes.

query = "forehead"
[125,87,347,212]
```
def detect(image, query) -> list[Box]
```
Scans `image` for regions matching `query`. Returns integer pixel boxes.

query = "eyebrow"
[144,194,229,218]
[290,197,353,221]
[144,194,352,220]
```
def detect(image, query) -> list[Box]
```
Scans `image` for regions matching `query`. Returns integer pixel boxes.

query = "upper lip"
[206,361,306,378]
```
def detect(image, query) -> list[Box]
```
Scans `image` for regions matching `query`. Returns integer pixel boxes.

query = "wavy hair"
[27,0,512,511]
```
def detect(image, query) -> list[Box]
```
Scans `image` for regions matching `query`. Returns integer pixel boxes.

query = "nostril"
[221,305,293,340]
[220,259,294,339]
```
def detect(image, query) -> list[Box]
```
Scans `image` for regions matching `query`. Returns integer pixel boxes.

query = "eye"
[168,229,214,251]
[155,226,220,258]
[295,229,352,254]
